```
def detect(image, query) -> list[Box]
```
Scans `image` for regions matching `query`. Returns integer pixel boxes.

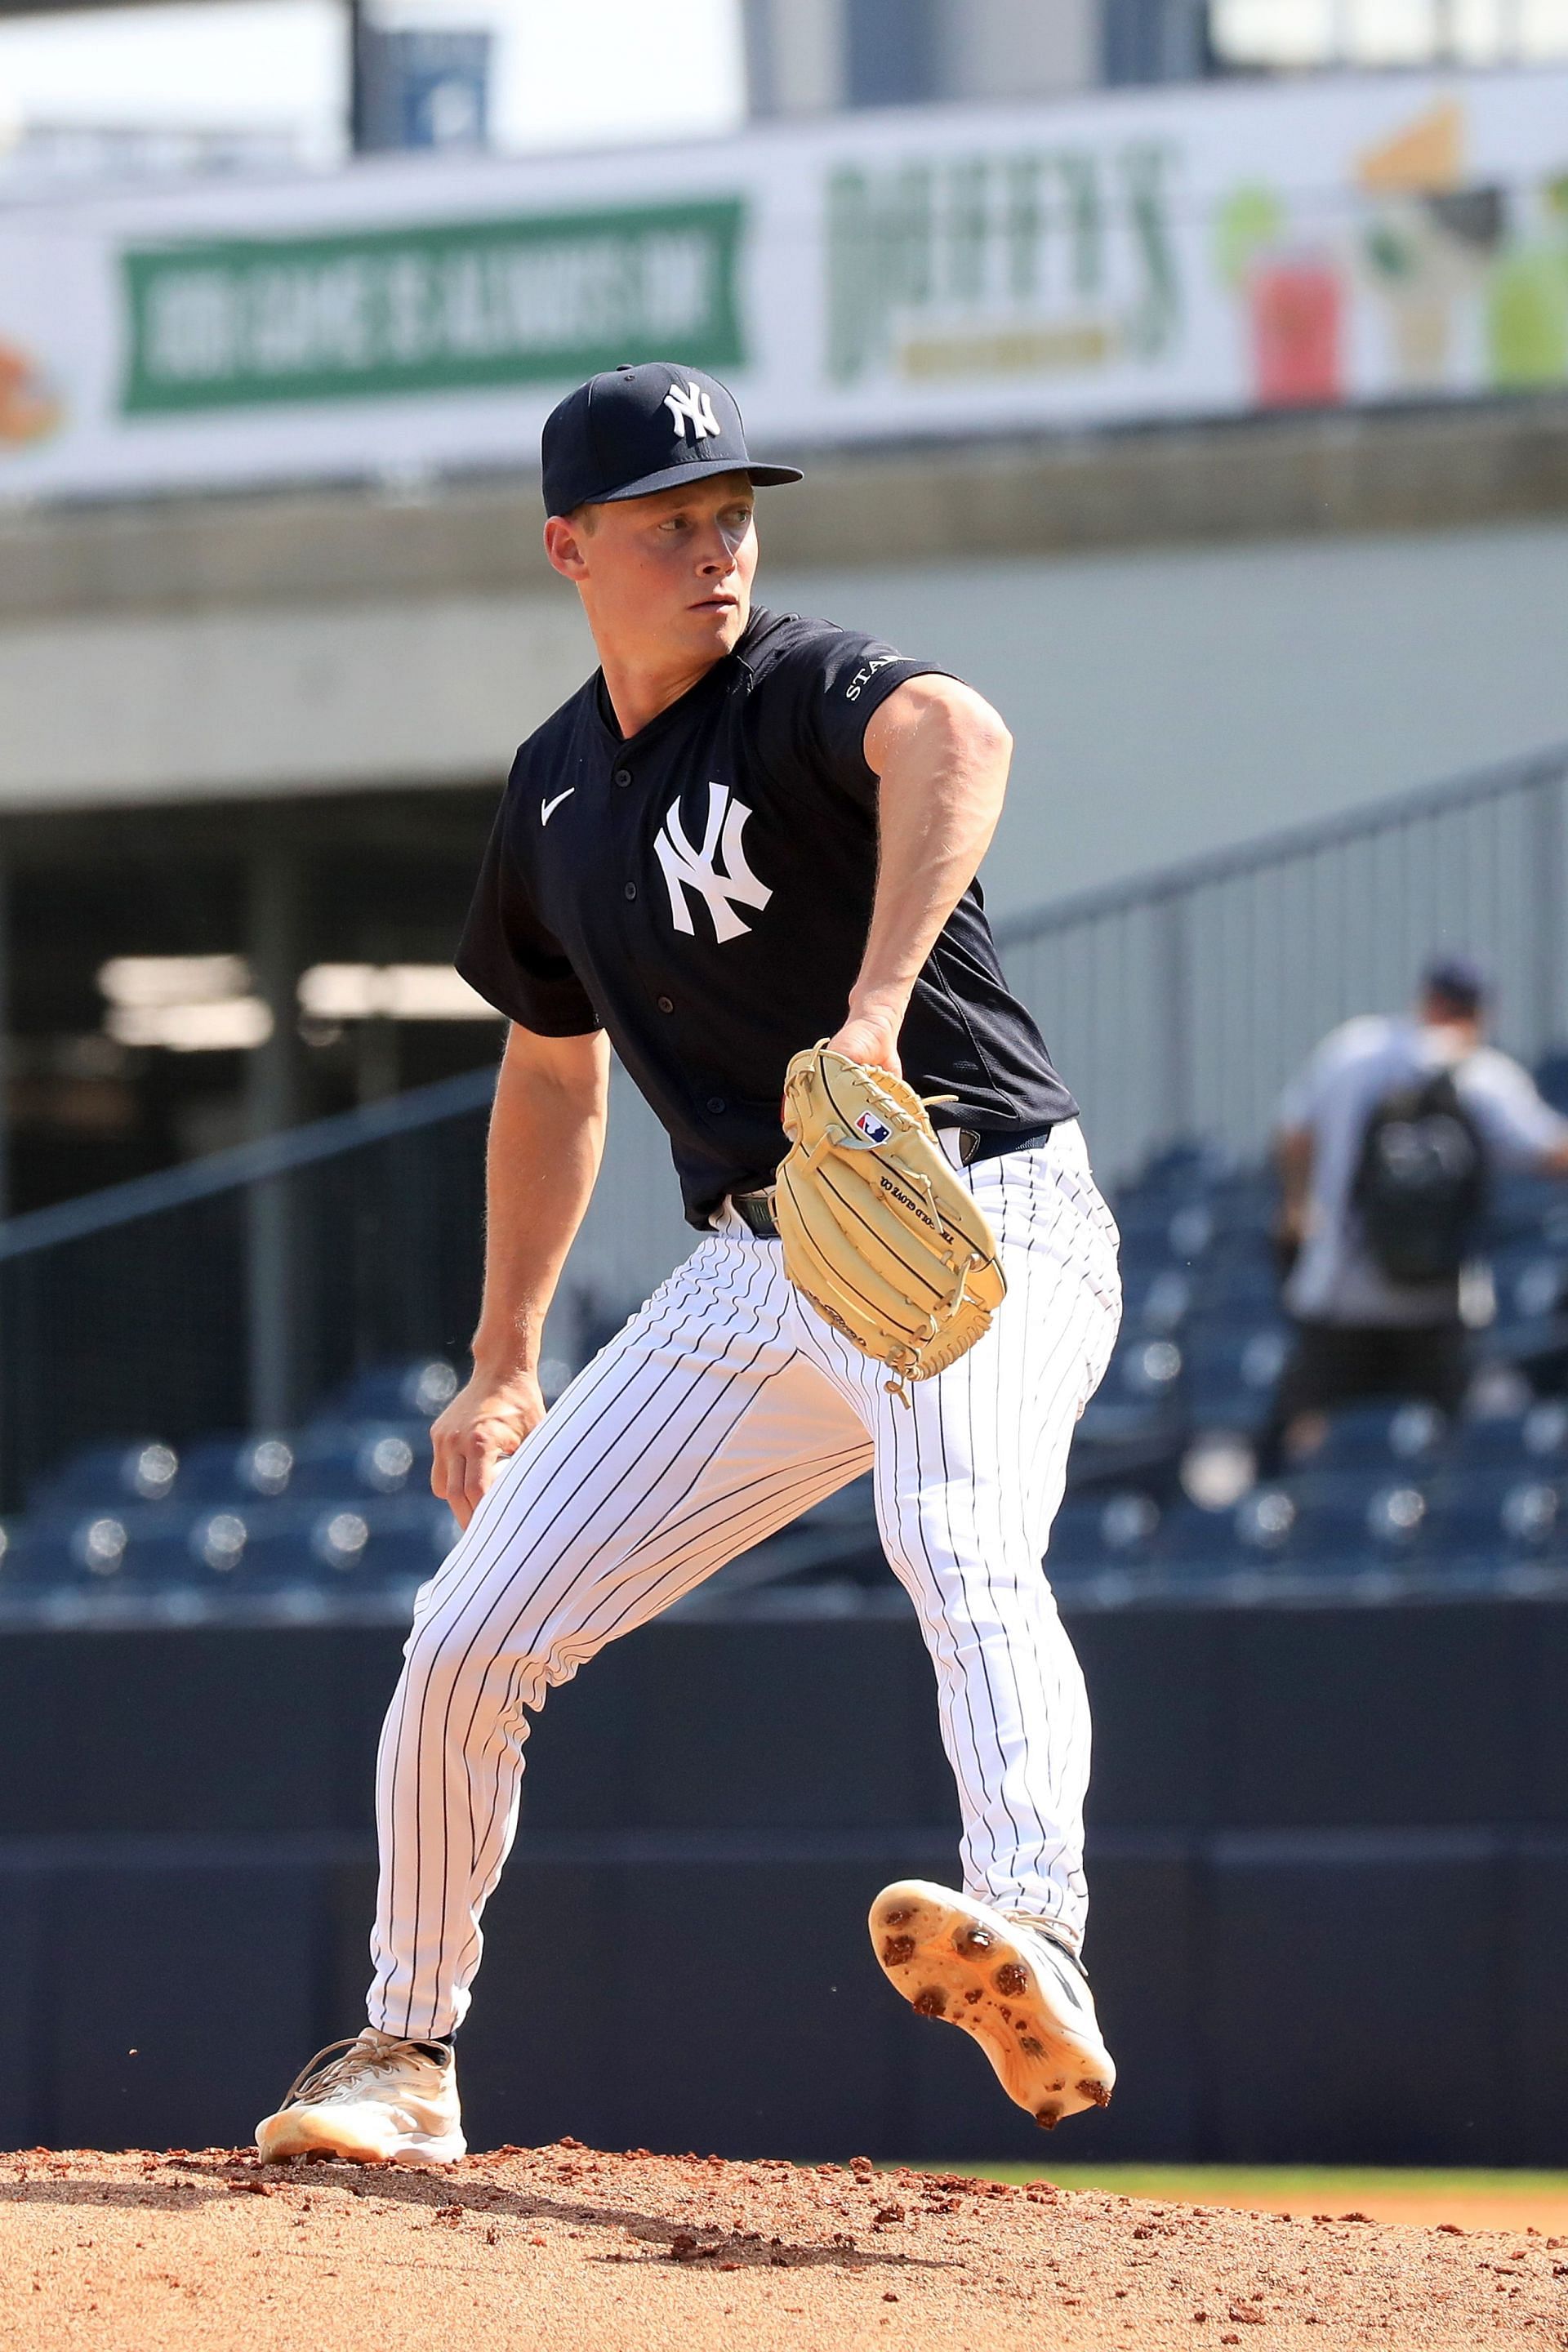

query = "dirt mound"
[1,2143,1563,2350]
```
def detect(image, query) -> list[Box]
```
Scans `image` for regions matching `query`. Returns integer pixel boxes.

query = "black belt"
[731,1121,1058,1241]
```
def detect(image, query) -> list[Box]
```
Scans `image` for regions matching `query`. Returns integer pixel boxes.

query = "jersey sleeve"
[756,620,954,802]
[456,795,601,1037]
[1276,1016,1392,1134]
[1460,1052,1568,1170]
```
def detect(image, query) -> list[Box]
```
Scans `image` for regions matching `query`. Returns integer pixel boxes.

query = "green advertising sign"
[119,196,745,414]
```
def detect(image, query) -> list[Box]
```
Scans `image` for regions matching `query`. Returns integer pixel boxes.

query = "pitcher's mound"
[0,2143,1560,2349]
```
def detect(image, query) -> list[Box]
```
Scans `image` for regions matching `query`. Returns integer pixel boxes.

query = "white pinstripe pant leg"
[368,1236,871,2039]
[794,1121,1122,1955]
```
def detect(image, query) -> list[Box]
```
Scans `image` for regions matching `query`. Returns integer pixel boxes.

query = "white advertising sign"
[1,68,1566,501]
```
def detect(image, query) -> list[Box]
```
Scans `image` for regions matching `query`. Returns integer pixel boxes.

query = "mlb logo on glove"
[855,1111,893,1144]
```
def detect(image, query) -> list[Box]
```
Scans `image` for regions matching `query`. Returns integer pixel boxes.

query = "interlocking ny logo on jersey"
[664,379,719,443]
[655,781,772,944]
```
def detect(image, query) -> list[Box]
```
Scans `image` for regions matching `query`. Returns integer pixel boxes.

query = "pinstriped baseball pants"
[368,1120,1122,2041]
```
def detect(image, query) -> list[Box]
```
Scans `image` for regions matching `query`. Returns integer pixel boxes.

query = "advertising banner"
[1,66,1566,502]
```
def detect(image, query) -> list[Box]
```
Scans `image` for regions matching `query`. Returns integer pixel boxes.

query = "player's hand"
[825,1011,902,1077]
[430,1370,546,1528]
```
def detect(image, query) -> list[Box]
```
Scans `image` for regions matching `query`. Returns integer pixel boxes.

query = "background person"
[1267,955,1568,1467]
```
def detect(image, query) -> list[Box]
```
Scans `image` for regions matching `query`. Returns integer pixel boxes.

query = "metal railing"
[2,739,1565,1506]
[0,1058,689,1509]
[998,742,1568,1183]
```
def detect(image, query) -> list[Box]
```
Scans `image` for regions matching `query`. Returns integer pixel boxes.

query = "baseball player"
[256,362,1123,2166]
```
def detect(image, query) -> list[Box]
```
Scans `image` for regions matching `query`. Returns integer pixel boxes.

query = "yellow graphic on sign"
[1356,98,1465,193]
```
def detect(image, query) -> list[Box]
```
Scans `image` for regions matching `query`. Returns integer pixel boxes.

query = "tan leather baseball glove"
[774,1043,1006,1400]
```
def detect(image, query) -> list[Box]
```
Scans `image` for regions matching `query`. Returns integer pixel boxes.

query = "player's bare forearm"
[1275,1125,1314,1236]
[433,1022,609,1522]
[832,676,1013,1073]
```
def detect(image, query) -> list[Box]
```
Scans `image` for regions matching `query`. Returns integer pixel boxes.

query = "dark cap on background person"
[541,362,803,518]
[1421,953,1490,1017]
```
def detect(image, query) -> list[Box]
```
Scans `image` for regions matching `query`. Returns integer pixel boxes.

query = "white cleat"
[255,2029,466,2167]
[868,1879,1116,2131]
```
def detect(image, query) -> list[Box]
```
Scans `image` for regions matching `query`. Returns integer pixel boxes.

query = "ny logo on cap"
[664,379,720,443]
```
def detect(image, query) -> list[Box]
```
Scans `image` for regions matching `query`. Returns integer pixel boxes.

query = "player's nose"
[693,519,744,573]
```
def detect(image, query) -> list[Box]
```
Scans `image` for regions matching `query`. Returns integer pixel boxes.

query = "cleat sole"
[867,1878,1116,2127]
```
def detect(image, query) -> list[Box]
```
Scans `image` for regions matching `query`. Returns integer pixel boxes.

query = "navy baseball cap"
[1422,952,1489,1011]
[541,362,802,517]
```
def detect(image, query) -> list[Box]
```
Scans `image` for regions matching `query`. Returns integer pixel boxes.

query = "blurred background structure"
[3,0,1568,2162]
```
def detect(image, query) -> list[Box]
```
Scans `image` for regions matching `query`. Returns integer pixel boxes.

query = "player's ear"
[544,512,592,581]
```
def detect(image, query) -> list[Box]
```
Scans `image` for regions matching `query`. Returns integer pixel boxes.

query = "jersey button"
[657,996,675,1014]
[706,1096,726,1115]
[623,882,637,900]
[614,767,631,786]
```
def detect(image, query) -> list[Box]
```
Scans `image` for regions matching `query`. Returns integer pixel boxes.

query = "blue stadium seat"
[284,1424,432,1499]
[1489,1170,1565,1245]
[1281,1472,1432,1570]
[1157,1500,1251,1570]
[329,1359,459,1423]
[1,1493,458,1597]
[209,1497,457,1586]
[1153,1486,1307,1576]
[1446,1401,1568,1469]
[1047,1490,1163,1578]
[1106,1334,1184,1406]
[29,1438,180,1513]
[1423,1468,1564,1565]
[1203,1171,1276,1235]
[2,1504,207,1589]
[0,1517,98,1587]
[1120,1263,1192,1334]
[178,1434,299,1503]
[1186,1256,1281,1319]
[1181,1320,1289,1430]
[1288,1401,1449,1473]
[1490,1256,1568,1348]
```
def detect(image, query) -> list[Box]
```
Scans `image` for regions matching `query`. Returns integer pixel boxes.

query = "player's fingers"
[462,1430,502,1516]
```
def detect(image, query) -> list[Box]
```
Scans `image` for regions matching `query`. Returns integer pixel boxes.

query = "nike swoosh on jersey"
[541,790,576,826]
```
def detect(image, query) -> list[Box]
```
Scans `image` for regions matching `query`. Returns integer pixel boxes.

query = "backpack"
[1352,1067,1489,1285]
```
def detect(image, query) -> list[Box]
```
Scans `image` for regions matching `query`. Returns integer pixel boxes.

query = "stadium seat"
[328,1358,460,1423]
[1180,1320,1289,1430]
[1120,1263,1192,1334]
[1279,1472,1432,1570]
[1107,1334,1184,1405]
[1287,1401,1448,1473]
[198,1497,457,1587]
[1446,1399,1568,1468]
[284,1424,431,1499]
[1423,1468,1564,1565]
[1535,1049,1568,1116]
[1489,1170,1566,1245]
[29,1439,180,1513]
[1047,1490,1163,1578]
[1184,1225,1280,1312]
[178,1434,299,1502]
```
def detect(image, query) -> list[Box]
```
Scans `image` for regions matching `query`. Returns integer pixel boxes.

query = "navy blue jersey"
[457,608,1076,1227]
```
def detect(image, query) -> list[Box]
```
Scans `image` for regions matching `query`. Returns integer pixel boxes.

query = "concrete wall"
[0,593,591,809]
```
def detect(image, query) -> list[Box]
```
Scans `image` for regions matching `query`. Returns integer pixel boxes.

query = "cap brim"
[586,456,803,507]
